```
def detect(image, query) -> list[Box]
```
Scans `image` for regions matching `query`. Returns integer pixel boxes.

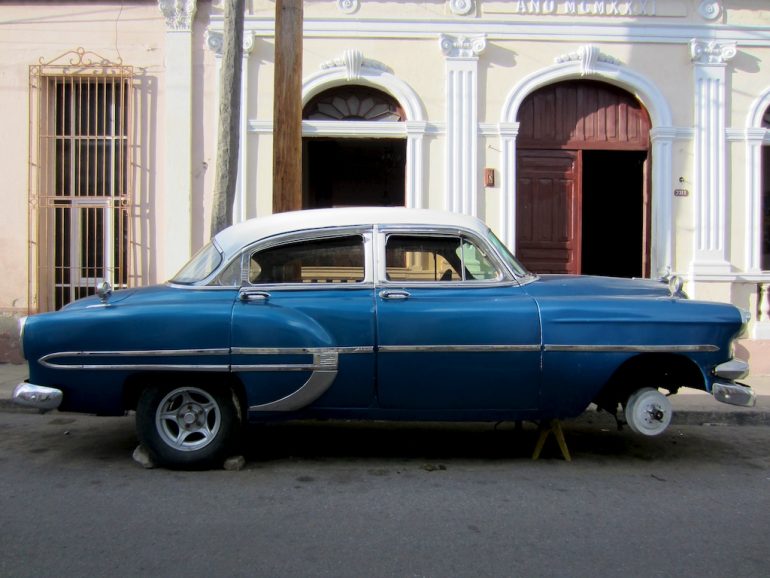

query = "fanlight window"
[303,87,405,121]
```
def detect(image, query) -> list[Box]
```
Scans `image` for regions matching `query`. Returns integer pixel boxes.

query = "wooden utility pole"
[210,0,245,236]
[272,0,303,213]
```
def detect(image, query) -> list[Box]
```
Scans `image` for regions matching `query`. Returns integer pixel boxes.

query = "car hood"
[59,284,189,311]
[524,274,675,298]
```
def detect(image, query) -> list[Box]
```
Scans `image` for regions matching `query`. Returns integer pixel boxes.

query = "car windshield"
[485,228,534,280]
[170,242,223,284]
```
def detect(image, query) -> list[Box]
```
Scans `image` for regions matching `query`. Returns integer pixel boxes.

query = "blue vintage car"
[14,207,755,468]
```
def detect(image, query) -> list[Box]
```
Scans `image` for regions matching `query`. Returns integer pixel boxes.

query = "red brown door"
[516,150,581,274]
[516,80,652,277]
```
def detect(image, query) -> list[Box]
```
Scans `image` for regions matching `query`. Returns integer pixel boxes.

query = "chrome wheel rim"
[155,387,221,452]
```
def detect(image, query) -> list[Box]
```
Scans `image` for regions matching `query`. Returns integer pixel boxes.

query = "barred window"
[30,49,134,311]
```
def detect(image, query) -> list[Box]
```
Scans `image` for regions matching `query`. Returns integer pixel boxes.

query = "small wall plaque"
[674,189,689,197]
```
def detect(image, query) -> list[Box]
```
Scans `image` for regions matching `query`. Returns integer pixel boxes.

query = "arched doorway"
[302,86,407,208]
[515,80,652,277]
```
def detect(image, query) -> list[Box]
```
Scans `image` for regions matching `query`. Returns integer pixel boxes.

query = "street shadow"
[239,416,732,465]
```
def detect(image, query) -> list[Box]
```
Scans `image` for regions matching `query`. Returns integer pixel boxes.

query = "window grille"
[29,48,135,312]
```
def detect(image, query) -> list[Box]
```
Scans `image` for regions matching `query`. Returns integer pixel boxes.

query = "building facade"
[2,0,770,368]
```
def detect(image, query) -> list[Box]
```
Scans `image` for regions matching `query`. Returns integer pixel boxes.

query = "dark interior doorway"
[303,138,406,208]
[581,150,647,278]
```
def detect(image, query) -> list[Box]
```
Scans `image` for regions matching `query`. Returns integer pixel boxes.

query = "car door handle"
[239,289,271,302]
[379,289,411,301]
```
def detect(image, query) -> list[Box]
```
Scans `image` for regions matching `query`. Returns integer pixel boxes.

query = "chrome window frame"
[210,225,375,291]
[374,225,516,288]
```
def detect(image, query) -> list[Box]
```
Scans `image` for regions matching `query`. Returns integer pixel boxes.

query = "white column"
[405,121,427,209]
[498,122,519,251]
[745,128,767,272]
[689,39,736,276]
[649,127,676,277]
[440,34,485,216]
[159,0,196,279]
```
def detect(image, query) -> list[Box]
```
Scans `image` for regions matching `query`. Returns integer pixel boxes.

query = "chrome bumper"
[13,383,63,411]
[712,381,756,407]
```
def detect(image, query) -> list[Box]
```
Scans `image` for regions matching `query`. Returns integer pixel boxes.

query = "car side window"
[385,235,500,282]
[248,235,365,285]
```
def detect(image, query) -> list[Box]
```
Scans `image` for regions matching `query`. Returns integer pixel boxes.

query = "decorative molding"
[225,18,770,47]
[555,44,622,76]
[301,65,427,209]
[448,0,475,16]
[439,34,486,58]
[206,30,255,58]
[158,0,197,32]
[689,39,737,65]
[337,0,360,14]
[320,49,390,81]
[744,89,770,272]
[697,1,723,21]
[206,30,223,55]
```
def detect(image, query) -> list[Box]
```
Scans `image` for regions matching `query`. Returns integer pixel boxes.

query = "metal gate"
[29,48,135,312]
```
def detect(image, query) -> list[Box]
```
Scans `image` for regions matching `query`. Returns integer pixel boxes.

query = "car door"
[375,229,542,411]
[230,228,376,413]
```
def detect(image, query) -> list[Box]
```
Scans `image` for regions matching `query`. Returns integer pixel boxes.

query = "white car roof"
[214,207,490,257]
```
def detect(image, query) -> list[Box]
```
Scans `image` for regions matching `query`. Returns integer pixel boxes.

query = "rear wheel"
[136,383,241,469]
[624,387,672,436]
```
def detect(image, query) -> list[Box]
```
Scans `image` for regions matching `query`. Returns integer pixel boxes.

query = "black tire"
[136,383,241,469]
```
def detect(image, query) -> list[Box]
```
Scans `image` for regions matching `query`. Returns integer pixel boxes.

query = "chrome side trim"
[37,347,371,372]
[377,344,718,354]
[231,346,373,356]
[378,344,541,353]
[543,344,719,353]
[248,352,339,411]
[39,349,230,370]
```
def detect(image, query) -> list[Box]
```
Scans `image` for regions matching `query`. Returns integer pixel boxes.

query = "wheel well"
[594,353,705,411]
[122,372,247,417]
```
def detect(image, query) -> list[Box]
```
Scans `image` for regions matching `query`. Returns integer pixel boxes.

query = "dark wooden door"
[516,150,581,274]
[516,80,652,276]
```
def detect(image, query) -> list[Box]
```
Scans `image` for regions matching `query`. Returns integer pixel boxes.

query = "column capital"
[439,34,486,59]
[158,0,197,32]
[689,39,737,65]
[206,30,256,58]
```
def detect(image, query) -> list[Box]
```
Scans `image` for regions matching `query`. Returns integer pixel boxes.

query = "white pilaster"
[649,127,676,276]
[689,39,736,277]
[440,34,485,216]
[159,0,196,278]
[498,122,519,251]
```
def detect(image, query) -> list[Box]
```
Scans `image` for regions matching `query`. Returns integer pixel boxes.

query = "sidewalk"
[1,362,769,424]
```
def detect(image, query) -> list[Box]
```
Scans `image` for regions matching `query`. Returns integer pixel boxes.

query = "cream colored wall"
[2,0,769,315]
[0,2,168,313]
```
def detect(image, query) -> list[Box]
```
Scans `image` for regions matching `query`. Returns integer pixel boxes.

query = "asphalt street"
[1,362,769,576]
[1,410,769,577]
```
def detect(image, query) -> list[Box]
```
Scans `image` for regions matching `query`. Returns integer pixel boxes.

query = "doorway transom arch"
[302,56,427,209]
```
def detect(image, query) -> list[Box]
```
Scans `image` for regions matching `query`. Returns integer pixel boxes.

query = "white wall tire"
[624,387,672,436]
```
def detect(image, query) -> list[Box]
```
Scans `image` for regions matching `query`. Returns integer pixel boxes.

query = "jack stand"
[532,419,572,461]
